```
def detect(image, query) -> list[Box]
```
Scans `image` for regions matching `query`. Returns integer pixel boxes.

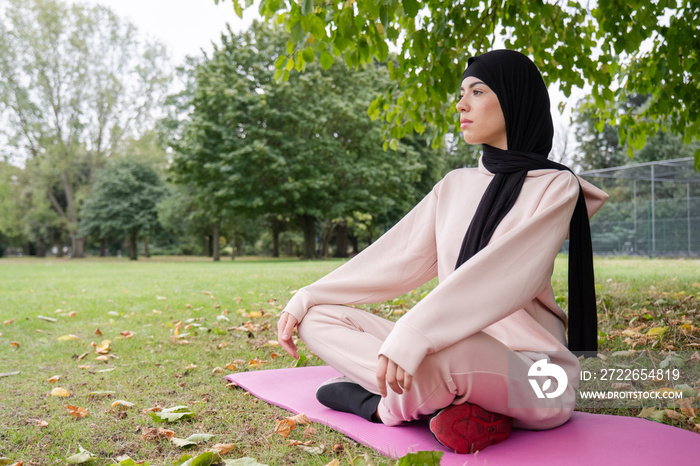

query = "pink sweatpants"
[298,304,579,429]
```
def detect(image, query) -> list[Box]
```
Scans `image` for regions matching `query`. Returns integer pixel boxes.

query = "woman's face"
[456,76,507,150]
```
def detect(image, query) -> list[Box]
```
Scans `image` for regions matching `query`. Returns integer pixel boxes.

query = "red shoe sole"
[429,402,512,454]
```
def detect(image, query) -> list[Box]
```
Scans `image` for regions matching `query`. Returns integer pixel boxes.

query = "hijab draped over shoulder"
[455,49,597,354]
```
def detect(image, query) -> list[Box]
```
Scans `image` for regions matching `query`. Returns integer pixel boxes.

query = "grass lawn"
[0,255,698,465]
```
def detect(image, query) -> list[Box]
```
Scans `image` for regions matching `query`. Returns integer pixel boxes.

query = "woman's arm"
[281,186,441,325]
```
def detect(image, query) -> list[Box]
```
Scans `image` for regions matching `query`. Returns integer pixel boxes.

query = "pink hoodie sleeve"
[281,186,440,324]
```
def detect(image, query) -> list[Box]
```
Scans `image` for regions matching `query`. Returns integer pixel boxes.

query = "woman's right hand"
[277,312,299,359]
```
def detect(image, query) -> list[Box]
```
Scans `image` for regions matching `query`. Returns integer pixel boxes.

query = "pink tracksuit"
[282,158,608,428]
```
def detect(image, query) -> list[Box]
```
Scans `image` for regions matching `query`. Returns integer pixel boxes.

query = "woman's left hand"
[376,355,413,397]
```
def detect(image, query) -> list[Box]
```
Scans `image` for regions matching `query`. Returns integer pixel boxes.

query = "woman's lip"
[460,119,473,128]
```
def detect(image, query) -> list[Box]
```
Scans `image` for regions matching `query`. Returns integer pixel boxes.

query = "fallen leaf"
[211,443,236,454]
[173,321,182,338]
[302,425,317,438]
[48,375,60,383]
[3,319,14,325]
[149,405,195,423]
[216,342,228,350]
[678,399,697,418]
[58,334,80,341]
[0,371,20,378]
[67,311,77,317]
[95,355,110,362]
[273,419,295,438]
[50,387,71,397]
[65,445,97,464]
[77,365,91,370]
[141,427,175,441]
[26,419,48,427]
[93,339,111,354]
[10,341,20,348]
[94,328,102,336]
[77,352,89,361]
[111,400,136,411]
[664,409,686,422]
[287,439,313,446]
[211,367,223,374]
[142,405,161,414]
[37,316,57,322]
[646,326,669,338]
[300,444,325,454]
[324,460,340,466]
[64,405,89,418]
[86,390,115,398]
[119,331,135,339]
[287,413,310,425]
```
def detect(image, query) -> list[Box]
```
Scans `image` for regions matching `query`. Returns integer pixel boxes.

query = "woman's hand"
[376,355,413,397]
[277,312,299,359]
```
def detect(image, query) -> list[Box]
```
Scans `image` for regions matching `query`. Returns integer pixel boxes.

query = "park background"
[1,0,699,465]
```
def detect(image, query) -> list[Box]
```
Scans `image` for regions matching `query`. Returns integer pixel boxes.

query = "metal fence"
[578,157,700,257]
[589,197,700,257]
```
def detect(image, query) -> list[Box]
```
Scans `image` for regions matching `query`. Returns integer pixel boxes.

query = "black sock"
[316,380,381,423]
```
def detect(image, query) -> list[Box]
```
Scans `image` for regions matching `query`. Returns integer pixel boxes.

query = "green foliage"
[226,0,699,167]
[168,22,436,258]
[0,0,171,256]
[79,158,164,259]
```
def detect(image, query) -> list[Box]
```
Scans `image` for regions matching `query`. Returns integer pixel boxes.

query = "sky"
[78,0,260,65]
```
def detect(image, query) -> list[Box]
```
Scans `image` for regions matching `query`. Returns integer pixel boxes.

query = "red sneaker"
[429,402,512,453]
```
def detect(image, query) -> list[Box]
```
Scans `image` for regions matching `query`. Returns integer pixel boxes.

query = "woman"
[277,49,608,454]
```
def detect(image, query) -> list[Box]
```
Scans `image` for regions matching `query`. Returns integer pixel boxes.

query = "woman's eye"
[472,89,482,95]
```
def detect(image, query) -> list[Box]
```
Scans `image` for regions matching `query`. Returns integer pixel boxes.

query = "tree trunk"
[349,233,359,255]
[203,235,211,257]
[144,237,150,258]
[99,239,107,257]
[128,232,138,260]
[71,236,86,258]
[320,222,334,258]
[212,222,220,261]
[230,226,236,261]
[55,240,64,258]
[334,222,348,258]
[36,240,46,258]
[300,215,316,260]
[285,240,293,256]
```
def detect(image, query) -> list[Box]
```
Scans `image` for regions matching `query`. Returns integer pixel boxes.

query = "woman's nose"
[456,95,468,112]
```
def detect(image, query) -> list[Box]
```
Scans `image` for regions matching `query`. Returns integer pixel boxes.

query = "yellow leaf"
[58,334,79,341]
[273,419,296,438]
[77,365,91,370]
[211,367,223,374]
[212,443,236,454]
[324,460,340,466]
[67,311,77,317]
[93,339,111,354]
[64,405,89,418]
[50,387,70,397]
[249,311,262,318]
[173,321,182,337]
[48,375,60,383]
[11,341,20,348]
[646,326,668,338]
[95,355,110,362]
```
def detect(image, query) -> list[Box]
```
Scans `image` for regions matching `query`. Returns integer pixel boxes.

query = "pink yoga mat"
[226,365,700,465]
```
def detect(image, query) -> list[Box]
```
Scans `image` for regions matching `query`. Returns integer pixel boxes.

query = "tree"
[169,22,431,259]
[0,0,170,257]
[222,0,700,168]
[79,159,164,260]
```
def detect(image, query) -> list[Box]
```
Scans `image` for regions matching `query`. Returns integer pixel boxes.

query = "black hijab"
[455,50,597,355]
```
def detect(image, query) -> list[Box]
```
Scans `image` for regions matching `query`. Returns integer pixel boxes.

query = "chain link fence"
[573,157,700,257]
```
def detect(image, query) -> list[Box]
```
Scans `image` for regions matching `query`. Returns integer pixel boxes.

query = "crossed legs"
[297,304,576,429]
